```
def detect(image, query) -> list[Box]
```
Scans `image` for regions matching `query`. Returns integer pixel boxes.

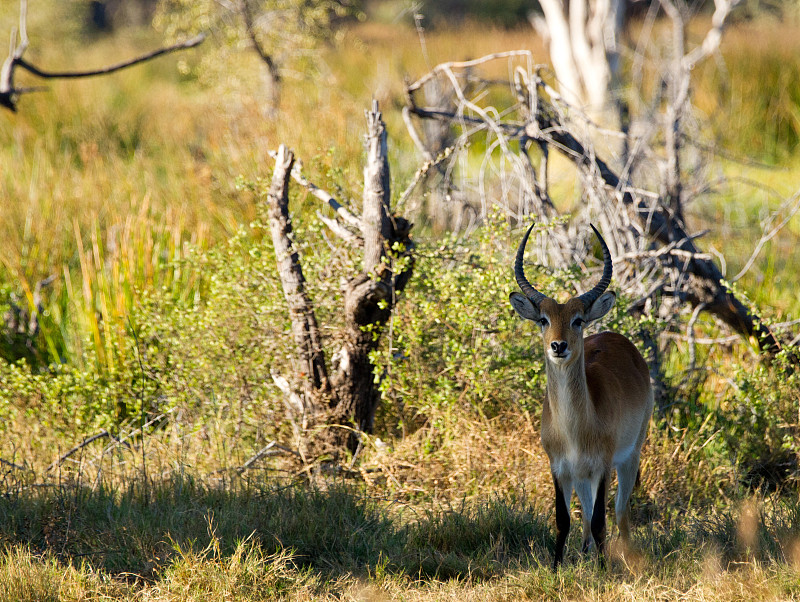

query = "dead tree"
[266,101,414,456]
[403,22,798,406]
[0,0,204,112]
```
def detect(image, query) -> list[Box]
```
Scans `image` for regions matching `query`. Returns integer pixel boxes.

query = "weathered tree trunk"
[330,274,394,438]
[362,106,393,275]
[266,102,414,456]
[331,101,414,450]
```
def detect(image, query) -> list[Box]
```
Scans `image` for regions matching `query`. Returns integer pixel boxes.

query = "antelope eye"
[538,317,549,327]
[572,317,585,329]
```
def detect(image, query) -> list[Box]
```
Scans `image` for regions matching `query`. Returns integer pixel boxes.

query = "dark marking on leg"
[553,472,570,570]
[591,473,607,563]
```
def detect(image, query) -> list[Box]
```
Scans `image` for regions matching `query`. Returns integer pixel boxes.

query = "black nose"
[551,341,568,355]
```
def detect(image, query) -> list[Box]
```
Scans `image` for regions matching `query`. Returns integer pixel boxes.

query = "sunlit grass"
[695,19,800,162]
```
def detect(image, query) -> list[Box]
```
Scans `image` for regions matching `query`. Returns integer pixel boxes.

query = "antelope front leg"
[615,452,642,543]
[591,473,608,562]
[552,472,571,569]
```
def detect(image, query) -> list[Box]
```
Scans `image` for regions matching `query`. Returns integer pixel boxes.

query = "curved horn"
[577,224,613,309]
[514,222,549,306]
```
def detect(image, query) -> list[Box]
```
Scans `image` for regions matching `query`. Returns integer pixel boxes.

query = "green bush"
[717,349,800,490]
[375,217,663,433]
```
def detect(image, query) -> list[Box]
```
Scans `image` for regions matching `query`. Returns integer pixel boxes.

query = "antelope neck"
[545,349,592,419]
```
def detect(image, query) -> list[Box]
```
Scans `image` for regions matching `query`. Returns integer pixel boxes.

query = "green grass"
[696,20,800,163]
[2,12,799,371]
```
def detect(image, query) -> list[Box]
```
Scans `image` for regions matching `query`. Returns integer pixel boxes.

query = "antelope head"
[509,223,616,366]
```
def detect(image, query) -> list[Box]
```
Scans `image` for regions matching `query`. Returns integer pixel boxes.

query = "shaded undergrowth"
[0,476,799,600]
[0,476,551,581]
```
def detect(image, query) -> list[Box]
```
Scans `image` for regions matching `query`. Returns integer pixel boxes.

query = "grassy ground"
[2,4,800,600]
[0,476,799,601]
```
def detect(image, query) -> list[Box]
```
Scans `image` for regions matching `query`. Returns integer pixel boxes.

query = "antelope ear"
[510,292,540,321]
[585,291,616,322]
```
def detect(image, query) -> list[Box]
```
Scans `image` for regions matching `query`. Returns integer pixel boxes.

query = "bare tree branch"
[402,104,434,162]
[330,102,415,450]
[238,441,276,473]
[0,458,26,471]
[266,145,333,401]
[0,0,30,111]
[732,191,800,283]
[684,0,742,69]
[396,144,455,209]
[406,51,533,94]
[0,0,205,112]
[239,0,278,78]
[317,211,360,245]
[531,0,627,125]
[268,150,362,231]
[47,430,114,471]
[16,34,206,80]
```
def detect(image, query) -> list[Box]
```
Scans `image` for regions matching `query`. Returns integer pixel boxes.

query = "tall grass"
[695,20,800,162]
[2,11,799,371]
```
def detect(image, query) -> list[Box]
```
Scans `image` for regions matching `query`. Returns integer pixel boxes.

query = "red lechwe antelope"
[509,222,653,568]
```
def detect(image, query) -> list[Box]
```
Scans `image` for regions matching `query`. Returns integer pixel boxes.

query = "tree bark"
[531,0,625,125]
[362,100,393,275]
[330,275,393,437]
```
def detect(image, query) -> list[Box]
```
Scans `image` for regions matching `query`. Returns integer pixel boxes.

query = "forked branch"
[266,149,363,243]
